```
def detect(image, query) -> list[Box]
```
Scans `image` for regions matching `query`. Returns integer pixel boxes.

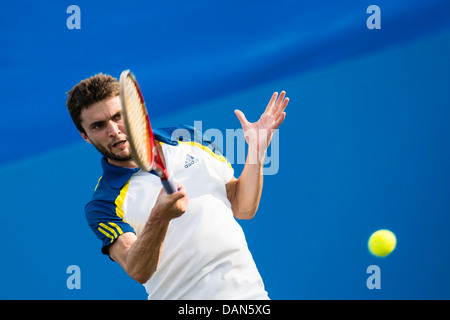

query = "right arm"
[109,184,188,284]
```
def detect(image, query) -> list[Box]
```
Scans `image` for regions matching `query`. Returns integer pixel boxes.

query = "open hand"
[234,91,289,162]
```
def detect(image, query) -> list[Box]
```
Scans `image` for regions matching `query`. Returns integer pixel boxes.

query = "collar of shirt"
[100,157,140,189]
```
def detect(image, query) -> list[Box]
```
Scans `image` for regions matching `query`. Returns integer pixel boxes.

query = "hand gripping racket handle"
[161,176,177,194]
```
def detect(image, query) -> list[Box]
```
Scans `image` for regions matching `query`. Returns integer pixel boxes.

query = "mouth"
[112,140,127,148]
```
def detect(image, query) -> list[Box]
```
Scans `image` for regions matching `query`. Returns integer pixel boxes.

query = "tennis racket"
[119,70,177,194]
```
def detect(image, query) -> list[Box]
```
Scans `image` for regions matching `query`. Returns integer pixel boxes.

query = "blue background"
[1,0,450,299]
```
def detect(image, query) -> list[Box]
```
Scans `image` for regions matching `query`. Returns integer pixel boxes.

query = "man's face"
[80,96,135,167]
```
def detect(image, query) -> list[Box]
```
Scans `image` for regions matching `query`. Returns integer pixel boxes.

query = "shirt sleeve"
[203,141,235,184]
[85,199,135,256]
[215,152,234,184]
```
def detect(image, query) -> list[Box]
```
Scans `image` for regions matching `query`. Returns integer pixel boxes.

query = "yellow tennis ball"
[368,229,397,257]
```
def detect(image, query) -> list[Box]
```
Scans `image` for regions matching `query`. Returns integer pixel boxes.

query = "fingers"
[273,112,286,129]
[272,91,288,117]
[235,91,289,132]
[270,91,288,129]
[274,91,286,113]
[234,109,249,128]
[153,185,188,221]
[158,182,186,200]
[171,183,187,200]
[266,91,289,117]
[264,92,279,115]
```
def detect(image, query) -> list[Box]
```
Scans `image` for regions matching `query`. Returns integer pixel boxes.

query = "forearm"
[125,212,170,284]
[230,90,288,218]
[232,150,264,219]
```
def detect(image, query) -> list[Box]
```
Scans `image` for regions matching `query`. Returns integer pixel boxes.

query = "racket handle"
[161,177,177,194]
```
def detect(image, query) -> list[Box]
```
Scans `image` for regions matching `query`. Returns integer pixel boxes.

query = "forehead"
[81,96,121,124]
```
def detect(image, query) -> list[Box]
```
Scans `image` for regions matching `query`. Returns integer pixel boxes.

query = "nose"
[106,120,121,137]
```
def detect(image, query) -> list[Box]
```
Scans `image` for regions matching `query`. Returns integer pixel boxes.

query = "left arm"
[226,91,289,219]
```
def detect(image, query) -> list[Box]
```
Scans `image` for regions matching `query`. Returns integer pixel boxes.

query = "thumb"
[234,109,249,128]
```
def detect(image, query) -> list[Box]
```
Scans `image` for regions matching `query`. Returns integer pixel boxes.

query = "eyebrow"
[88,111,122,130]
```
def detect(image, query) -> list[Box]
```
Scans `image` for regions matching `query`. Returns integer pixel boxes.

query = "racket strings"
[123,76,151,169]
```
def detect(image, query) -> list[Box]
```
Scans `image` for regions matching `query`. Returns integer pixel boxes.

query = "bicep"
[108,232,137,272]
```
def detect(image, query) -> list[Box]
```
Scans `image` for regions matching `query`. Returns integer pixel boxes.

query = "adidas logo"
[184,154,199,168]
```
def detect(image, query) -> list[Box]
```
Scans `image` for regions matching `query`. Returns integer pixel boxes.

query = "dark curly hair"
[66,73,119,134]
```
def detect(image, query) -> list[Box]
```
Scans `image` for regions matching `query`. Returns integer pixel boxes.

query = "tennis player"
[66,73,288,299]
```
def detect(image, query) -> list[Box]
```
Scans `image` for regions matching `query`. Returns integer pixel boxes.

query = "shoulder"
[85,158,137,224]
[156,124,230,163]
[85,174,136,255]
[156,125,234,183]
[85,186,121,226]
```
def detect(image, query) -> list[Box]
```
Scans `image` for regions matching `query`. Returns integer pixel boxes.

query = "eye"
[112,112,122,121]
[91,121,105,130]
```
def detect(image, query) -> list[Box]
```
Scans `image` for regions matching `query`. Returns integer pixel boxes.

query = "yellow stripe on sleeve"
[99,222,118,239]
[115,180,130,221]
[108,222,124,236]
[98,226,114,242]
[98,222,124,245]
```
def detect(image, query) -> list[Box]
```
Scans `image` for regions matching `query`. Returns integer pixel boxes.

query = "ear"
[80,131,92,144]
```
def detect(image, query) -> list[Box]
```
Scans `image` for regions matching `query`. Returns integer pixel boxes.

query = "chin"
[118,150,132,160]
[110,147,130,159]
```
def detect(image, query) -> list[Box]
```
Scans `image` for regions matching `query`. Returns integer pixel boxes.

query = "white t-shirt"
[86,137,269,300]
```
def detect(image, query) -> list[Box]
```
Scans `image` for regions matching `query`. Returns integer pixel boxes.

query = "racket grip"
[161,177,177,194]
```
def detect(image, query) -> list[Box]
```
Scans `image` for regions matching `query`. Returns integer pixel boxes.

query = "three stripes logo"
[98,222,123,244]
[184,154,199,169]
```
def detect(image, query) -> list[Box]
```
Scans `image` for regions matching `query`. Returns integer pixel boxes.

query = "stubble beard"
[91,140,133,163]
